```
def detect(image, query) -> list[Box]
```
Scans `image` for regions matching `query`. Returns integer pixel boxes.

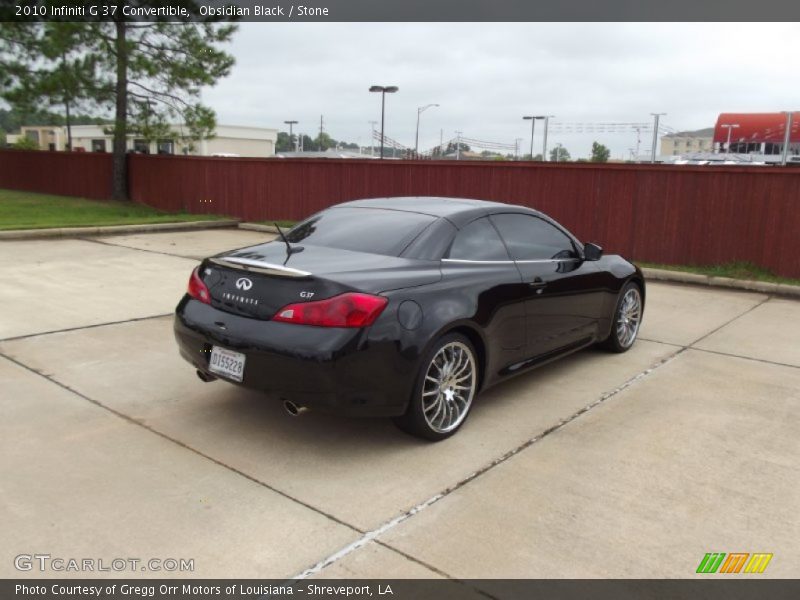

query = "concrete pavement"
[0,231,797,580]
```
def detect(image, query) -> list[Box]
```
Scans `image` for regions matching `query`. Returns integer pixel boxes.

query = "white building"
[660,128,715,156]
[8,123,278,157]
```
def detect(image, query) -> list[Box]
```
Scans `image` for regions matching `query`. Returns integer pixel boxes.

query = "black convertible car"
[175,197,644,440]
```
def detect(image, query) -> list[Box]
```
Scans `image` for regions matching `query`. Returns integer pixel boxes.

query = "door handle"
[528,277,547,288]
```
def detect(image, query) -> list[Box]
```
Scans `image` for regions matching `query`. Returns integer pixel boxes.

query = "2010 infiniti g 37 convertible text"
[174,197,645,440]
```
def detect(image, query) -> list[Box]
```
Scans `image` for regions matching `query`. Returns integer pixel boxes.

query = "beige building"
[660,128,714,156]
[8,123,278,157]
[8,126,68,151]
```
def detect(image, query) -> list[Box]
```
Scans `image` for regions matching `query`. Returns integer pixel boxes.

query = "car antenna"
[274,222,304,262]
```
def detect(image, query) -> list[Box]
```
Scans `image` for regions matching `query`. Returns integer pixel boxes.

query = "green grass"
[639,261,800,287]
[0,188,226,231]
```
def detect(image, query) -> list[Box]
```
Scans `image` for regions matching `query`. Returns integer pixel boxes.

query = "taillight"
[273,293,388,328]
[187,267,211,304]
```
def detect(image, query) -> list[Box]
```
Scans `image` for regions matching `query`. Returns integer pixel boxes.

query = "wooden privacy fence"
[1,149,799,278]
[0,149,112,200]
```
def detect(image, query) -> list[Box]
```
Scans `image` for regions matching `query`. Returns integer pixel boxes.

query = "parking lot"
[1,228,798,580]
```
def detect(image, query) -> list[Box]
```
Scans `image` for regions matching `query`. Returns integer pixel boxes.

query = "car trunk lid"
[200,242,440,320]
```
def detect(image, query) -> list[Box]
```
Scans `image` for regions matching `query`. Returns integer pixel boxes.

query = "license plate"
[208,346,246,382]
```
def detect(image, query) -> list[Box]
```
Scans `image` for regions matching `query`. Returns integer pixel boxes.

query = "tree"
[299,134,315,151]
[445,140,470,154]
[1,9,237,199]
[550,146,571,162]
[275,131,293,152]
[13,135,39,150]
[315,131,335,151]
[0,23,98,151]
[590,141,611,163]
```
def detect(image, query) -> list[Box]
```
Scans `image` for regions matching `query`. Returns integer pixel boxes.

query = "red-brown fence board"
[0,149,113,200]
[1,149,798,278]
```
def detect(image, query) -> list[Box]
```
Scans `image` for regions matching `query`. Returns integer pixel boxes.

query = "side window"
[491,213,576,261]
[446,217,510,261]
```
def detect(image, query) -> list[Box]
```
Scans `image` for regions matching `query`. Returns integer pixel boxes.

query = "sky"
[202,22,800,159]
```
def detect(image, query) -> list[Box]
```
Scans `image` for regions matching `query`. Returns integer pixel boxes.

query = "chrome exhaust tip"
[196,369,217,383]
[283,400,308,417]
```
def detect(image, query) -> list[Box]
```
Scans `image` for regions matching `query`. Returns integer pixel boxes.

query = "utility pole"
[650,113,666,163]
[542,115,555,162]
[455,131,462,161]
[781,111,794,166]
[318,115,324,150]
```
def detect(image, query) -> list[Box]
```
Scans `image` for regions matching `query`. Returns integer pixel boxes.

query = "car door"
[490,212,600,360]
[440,216,528,378]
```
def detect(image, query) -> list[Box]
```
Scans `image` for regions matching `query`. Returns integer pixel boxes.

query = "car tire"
[601,281,643,353]
[393,333,478,441]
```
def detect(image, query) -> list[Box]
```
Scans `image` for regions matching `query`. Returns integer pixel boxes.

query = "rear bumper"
[174,296,413,417]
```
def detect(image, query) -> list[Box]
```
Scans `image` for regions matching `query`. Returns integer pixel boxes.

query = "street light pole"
[455,131,463,161]
[523,116,545,160]
[415,103,439,157]
[721,123,740,154]
[650,113,666,163]
[283,120,298,152]
[542,115,555,161]
[369,85,399,159]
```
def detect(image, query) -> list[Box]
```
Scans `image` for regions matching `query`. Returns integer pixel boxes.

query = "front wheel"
[393,333,478,441]
[601,282,643,353]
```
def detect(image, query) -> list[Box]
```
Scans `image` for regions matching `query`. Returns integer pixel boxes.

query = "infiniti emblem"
[235,277,253,291]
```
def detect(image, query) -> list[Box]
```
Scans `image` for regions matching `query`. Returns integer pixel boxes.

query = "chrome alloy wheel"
[616,287,642,348]
[421,341,477,434]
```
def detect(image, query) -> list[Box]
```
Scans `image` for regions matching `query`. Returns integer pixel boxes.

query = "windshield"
[286,207,437,256]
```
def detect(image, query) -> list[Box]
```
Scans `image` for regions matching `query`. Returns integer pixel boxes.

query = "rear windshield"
[286,207,437,256]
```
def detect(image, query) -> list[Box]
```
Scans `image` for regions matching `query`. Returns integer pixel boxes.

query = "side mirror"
[583,242,603,261]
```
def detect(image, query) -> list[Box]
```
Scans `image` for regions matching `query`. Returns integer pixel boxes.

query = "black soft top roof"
[334,196,540,228]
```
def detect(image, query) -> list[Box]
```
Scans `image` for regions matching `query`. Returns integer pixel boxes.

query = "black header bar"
[3,0,800,22]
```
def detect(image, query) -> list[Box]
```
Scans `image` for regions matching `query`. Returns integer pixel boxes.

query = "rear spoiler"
[210,257,311,278]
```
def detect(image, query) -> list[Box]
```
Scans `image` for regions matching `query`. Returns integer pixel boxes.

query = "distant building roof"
[714,112,800,144]
[275,149,376,159]
[440,150,484,160]
[662,128,714,138]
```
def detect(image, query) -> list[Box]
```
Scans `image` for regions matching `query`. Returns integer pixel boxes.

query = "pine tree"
[1,6,237,199]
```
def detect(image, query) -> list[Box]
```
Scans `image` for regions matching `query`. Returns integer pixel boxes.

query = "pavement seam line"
[687,295,772,347]
[372,541,501,600]
[687,346,800,371]
[0,313,173,343]
[640,332,799,370]
[637,337,684,347]
[371,540,456,579]
[0,351,366,539]
[78,236,204,261]
[292,347,685,579]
